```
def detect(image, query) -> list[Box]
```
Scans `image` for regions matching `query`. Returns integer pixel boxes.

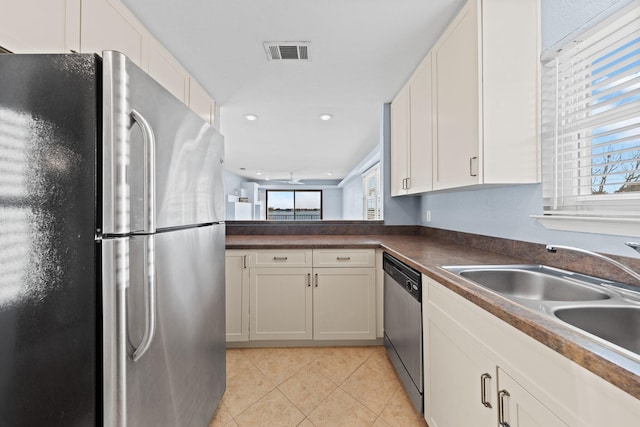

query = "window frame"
[362,163,382,221]
[536,2,640,237]
[265,190,323,221]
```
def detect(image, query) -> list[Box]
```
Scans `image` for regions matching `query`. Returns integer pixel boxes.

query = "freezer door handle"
[131,109,156,233]
[132,235,157,362]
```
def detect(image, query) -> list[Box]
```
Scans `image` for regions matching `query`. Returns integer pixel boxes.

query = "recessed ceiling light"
[319,113,333,121]
[256,171,262,175]
[327,171,333,176]
[244,114,259,121]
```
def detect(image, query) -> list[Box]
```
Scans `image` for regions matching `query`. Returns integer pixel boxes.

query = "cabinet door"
[189,78,214,125]
[427,304,497,427]
[249,267,312,340]
[225,251,249,342]
[433,0,480,190]
[390,84,409,196]
[0,0,78,53]
[497,368,568,427]
[147,39,189,103]
[407,52,433,194]
[80,0,145,66]
[313,268,375,340]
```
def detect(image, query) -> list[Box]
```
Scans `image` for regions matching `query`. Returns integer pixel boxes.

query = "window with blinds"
[542,5,640,218]
[362,163,382,221]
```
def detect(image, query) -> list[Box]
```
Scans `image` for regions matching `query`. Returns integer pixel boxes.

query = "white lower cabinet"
[427,301,566,427]
[313,268,376,340]
[497,368,568,427]
[225,250,249,342]
[249,267,313,340]
[425,277,640,427]
[428,305,497,426]
[226,249,376,342]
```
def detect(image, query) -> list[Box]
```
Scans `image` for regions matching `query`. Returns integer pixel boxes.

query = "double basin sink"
[442,264,640,360]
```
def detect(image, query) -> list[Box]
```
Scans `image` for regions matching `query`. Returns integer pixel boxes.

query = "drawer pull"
[314,273,319,287]
[273,256,288,261]
[498,389,511,427]
[480,373,492,408]
[336,257,351,261]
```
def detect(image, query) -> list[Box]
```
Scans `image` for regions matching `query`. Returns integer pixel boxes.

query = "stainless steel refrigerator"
[0,51,226,426]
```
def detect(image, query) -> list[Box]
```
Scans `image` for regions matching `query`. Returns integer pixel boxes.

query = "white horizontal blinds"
[363,164,382,220]
[542,6,640,217]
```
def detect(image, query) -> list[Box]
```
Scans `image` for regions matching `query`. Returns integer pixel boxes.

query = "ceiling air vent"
[263,42,310,61]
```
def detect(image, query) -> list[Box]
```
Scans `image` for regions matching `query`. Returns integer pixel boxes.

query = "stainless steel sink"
[554,306,640,355]
[442,264,640,361]
[458,269,610,301]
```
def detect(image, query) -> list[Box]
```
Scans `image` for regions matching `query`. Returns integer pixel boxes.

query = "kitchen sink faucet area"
[444,243,640,363]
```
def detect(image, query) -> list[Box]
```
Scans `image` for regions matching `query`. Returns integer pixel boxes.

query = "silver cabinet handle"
[133,235,157,362]
[273,256,288,261]
[402,177,410,190]
[336,256,351,261]
[307,273,311,287]
[314,273,319,287]
[480,373,492,408]
[131,109,156,233]
[243,254,248,269]
[498,389,511,427]
[469,156,478,177]
[405,177,411,189]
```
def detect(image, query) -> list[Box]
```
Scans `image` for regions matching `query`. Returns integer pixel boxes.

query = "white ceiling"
[122,0,465,181]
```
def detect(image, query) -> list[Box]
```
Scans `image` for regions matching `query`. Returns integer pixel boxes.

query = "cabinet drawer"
[250,250,312,267]
[313,249,375,268]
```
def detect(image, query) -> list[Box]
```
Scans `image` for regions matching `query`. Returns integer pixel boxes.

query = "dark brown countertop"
[226,234,640,400]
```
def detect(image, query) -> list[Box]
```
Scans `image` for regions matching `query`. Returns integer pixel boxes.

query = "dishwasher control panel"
[383,252,422,302]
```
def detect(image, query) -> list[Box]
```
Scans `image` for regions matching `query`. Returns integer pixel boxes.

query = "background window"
[266,190,322,220]
[362,163,382,220]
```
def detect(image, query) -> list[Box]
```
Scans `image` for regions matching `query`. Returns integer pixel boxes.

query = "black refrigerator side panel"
[0,54,100,426]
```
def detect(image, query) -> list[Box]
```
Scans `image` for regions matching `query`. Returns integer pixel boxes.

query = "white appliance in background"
[0,51,226,426]
[226,182,263,220]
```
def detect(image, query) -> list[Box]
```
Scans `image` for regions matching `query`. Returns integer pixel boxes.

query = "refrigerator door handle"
[131,109,156,233]
[132,235,157,362]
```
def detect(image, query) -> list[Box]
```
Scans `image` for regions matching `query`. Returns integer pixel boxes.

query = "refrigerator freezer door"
[102,51,225,235]
[103,224,226,427]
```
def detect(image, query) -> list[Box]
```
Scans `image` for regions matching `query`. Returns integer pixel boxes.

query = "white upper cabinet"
[433,2,480,189]
[80,0,145,67]
[432,0,540,190]
[390,84,410,197]
[407,52,434,194]
[0,0,80,53]
[147,39,189,103]
[188,78,215,126]
[390,52,434,196]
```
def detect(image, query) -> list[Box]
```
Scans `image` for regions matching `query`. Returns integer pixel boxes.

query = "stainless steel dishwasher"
[383,252,423,414]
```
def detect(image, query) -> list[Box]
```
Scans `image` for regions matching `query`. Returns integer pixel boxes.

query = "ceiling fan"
[272,172,304,185]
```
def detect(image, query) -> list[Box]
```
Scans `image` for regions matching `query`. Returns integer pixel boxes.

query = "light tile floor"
[209,346,428,427]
